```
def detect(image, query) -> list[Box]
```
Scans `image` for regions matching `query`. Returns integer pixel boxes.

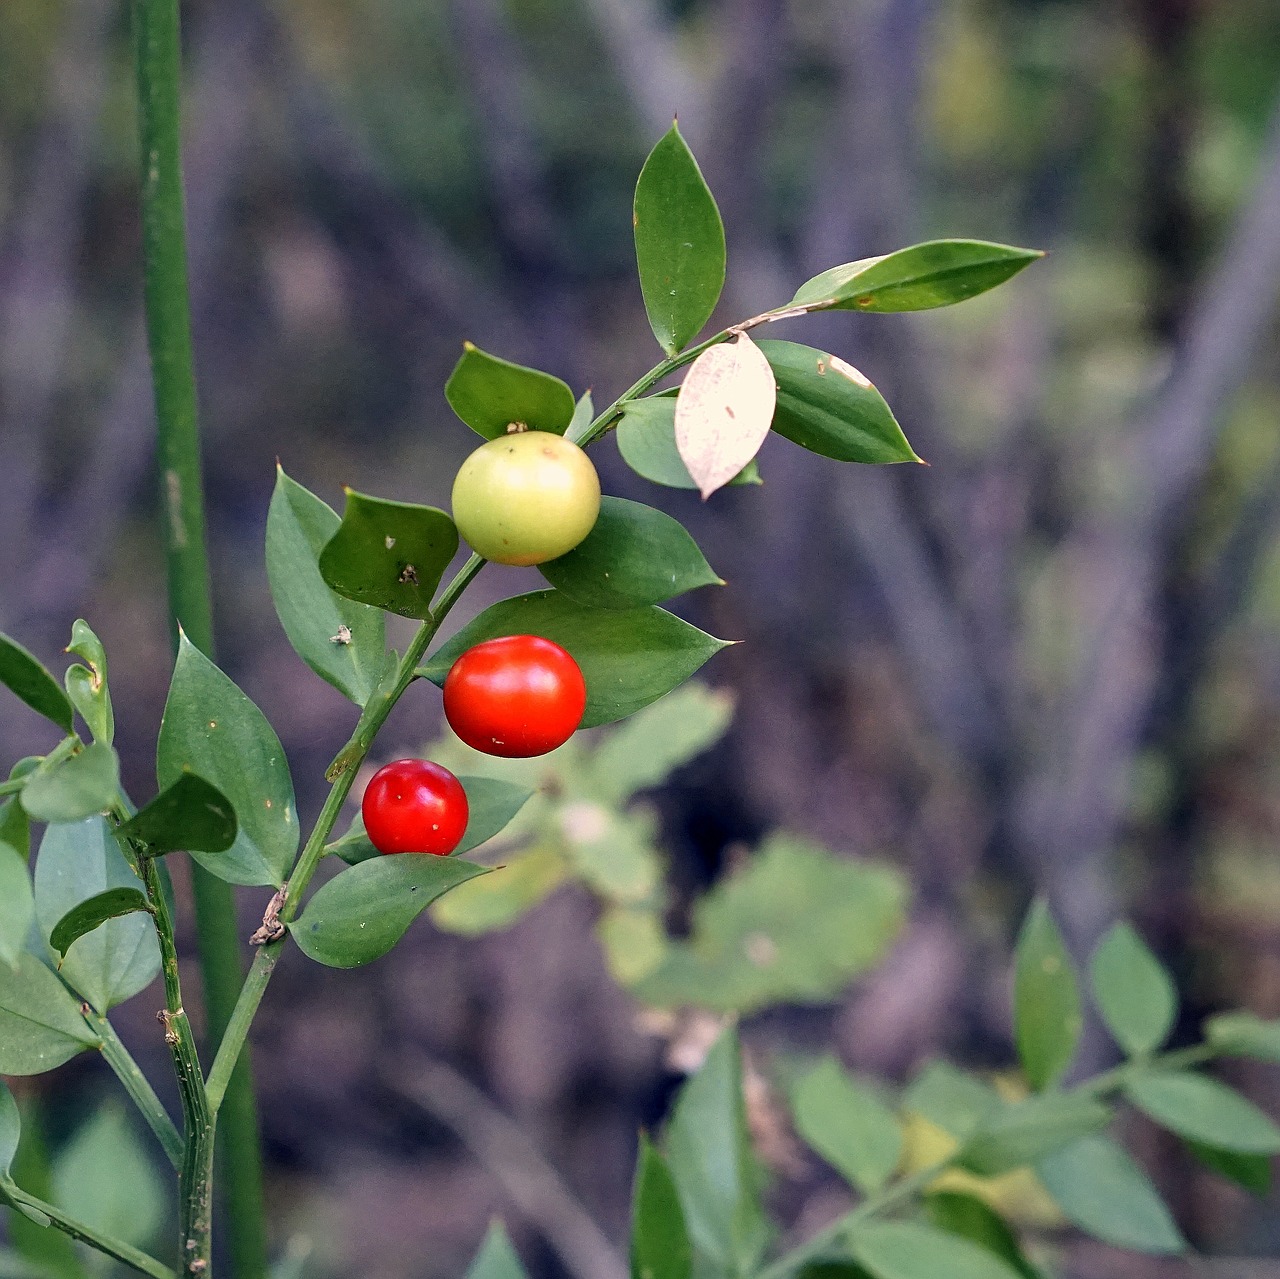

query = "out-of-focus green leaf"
[0,636,73,734]
[319,490,459,620]
[35,819,158,1011]
[289,854,488,967]
[558,804,660,904]
[116,772,237,856]
[664,1028,769,1276]
[0,844,34,970]
[1124,1071,1280,1153]
[64,620,113,746]
[598,907,668,986]
[0,1081,20,1177]
[1205,1011,1280,1062]
[923,1194,1041,1279]
[540,497,722,610]
[48,889,151,959]
[1089,923,1177,1058]
[790,1057,901,1194]
[267,467,388,704]
[0,954,98,1074]
[902,1063,1003,1141]
[958,1094,1110,1176]
[616,398,761,489]
[465,1222,529,1279]
[634,123,725,355]
[635,834,907,1013]
[19,744,119,824]
[631,1134,692,1279]
[157,635,298,887]
[848,1220,1024,1279]
[1036,1135,1184,1254]
[446,344,576,440]
[791,240,1042,313]
[1013,901,1081,1091]
[431,845,568,936]
[420,590,731,729]
[0,799,29,860]
[1185,1140,1271,1196]
[759,340,920,464]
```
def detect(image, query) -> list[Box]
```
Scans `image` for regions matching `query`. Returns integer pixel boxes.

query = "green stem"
[2,1181,177,1279]
[131,0,268,1272]
[206,554,486,1112]
[90,1011,183,1169]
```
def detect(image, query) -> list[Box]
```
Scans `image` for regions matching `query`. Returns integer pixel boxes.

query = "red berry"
[361,759,469,855]
[443,635,587,758]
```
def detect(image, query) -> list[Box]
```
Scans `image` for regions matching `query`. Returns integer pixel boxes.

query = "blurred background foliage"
[2,0,1280,1275]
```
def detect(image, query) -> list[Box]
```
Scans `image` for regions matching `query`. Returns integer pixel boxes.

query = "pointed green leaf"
[318,489,459,620]
[0,636,73,734]
[1205,1011,1280,1062]
[157,636,299,887]
[758,340,920,464]
[19,743,120,824]
[64,620,113,746]
[466,1222,530,1279]
[790,1056,902,1194]
[1013,900,1081,1090]
[0,1082,19,1178]
[0,799,29,860]
[634,123,726,355]
[48,889,151,959]
[289,853,488,967]
[267,467,387,703]
[540,496,723,610]
[958,1094,1110,1176]
[1090,923,1177,1058]
[35,819,159,1010]
[1124,1071,1280,1153]
[791,240,1042,313]
[924,1194,1042,1279]
[1036,1135,1184,1254]
[421,590,731,729]
[632,1135,692,1279]
[617,398,761,489]
[116,771,237,855]
[565,390,595,444]
[0,845,34,971]
[903,1062,1004,1140]
[849,1220,1025,1279]
[664,1028,769,1276]
[0,954,98,1074]
[446,344,576,440]
[1185,1140,1271,1196]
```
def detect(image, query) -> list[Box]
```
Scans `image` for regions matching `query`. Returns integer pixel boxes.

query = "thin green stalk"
[131,0,268,1272]
[1,1182,177,1279]
[90,1012,183,1169]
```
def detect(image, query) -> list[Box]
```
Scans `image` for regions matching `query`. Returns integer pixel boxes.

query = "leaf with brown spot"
[674,334,776,499]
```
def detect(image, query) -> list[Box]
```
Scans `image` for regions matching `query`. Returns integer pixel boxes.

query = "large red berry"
[443,635,587,758]
[361,759,469,855]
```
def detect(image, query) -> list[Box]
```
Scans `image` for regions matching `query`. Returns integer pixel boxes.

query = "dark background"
[3,0,1280,1275]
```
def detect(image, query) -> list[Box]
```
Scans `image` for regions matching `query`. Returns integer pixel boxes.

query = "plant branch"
[89,1011,183,1169]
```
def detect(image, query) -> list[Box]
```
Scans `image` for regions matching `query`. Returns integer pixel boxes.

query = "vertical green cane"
[132,0,269,1273]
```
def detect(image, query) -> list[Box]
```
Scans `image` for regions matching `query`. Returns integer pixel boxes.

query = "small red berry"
[361,759,469,855]
[443,635,587,758]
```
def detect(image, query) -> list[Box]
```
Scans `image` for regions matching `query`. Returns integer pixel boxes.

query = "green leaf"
[1205,1011,1280,1062]
[64,620,113,746]
[958,1093,1110,1176]
[0,1082,20,1178]
[116,771,237,855]
[1124,1071,1280,1153]
[465,1222,529,1279]
[617,398,761,490]
[0,636,73,734]
[420,590,731,729]
[289,853,488,967]
[267,467,388,704]
[902,1063,1003,1141]
[789,1057,901,1194]
[445,344,576,440]
[19,743,120,824]
[48,889,151,959]
[757,340,920,465]
[332,776,533,866]
[791,240,1042,313]
[849,1221,1025,1279]
[157,635,299,887]
[636,834,906,1013]
[924,1194,1041,1279]
[634,122,726,355]
[664,1028,769,1276]
[589,684,734,804]
[1185,1140,1271,1195]
[318,490,459,620]
[0,954,98,1074]
[632,1134,692,1279]
[565,390,595,445]
[0,844,34,970]
[539,497,722,610]
[599,907,668,986]
[51,1104,165,1251]
[35,819,159,1011]
[1013,900,1081,1091]
[1089,923,1177,1058]
[431,845,568,936]
[0,799,29,860]
[1036,1135,1184,1254]
[560,806,661,904]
